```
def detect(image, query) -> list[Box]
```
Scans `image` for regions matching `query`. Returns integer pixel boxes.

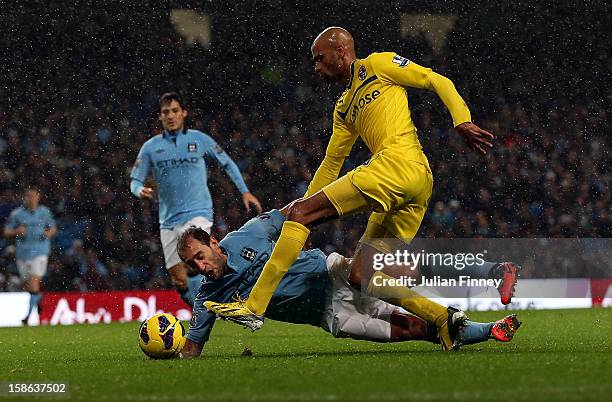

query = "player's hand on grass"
[456,122,495,155]
[242,192,263,214]
[139,187,155,199]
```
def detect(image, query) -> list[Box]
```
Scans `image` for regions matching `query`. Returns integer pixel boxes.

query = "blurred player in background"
[177,211,520,358]
[130,92,262,306]
[3,187,57,325]
[205,27,519,351]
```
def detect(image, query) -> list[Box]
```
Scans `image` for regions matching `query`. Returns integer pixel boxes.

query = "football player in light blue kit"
[130,92,262,306]
[3,187,57,325]
[177,209,520,358]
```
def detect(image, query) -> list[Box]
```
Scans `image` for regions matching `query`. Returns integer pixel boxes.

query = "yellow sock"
[367,271,447,327]
[246,221,310,315]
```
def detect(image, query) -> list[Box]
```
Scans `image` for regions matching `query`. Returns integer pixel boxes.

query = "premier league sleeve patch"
[187,143,198,152]
[392,54,411,67]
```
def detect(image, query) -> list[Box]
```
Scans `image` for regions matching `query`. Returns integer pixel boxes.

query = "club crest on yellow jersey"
[358,65,367,80]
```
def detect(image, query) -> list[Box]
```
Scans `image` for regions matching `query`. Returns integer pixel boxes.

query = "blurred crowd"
[0,4,609,291]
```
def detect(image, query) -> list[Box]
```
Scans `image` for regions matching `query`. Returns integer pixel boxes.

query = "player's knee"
[331,314,387,341]
[171,277,187,291]
[330,314,353,339]
[285,193,338,227]
[169,265,188,290]
[25,277,41,293]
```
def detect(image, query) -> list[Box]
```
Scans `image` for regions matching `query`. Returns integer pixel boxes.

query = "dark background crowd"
[0,1,610,291]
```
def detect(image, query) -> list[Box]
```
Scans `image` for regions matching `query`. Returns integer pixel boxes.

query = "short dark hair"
[177,226,211,256]
[23,186,40,194]
[159,92,185,111]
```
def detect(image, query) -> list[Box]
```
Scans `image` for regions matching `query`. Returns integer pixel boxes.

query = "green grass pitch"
[1,308,610,402]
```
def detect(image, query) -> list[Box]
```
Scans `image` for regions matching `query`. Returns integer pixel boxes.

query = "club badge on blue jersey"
[240,247,258,262]
[188,143,197,152]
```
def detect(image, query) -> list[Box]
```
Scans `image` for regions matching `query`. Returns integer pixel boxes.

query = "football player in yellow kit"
[205,27,510,351]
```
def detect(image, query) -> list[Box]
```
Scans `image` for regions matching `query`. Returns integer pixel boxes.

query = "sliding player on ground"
[177,210,520,357]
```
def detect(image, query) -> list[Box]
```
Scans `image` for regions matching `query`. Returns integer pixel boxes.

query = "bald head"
[312,27,356,58]
[311,27,357,84]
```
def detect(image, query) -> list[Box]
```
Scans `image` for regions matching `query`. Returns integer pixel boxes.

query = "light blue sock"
[461,320,494,345]
[179,274,204,307]
[27,292,42,316]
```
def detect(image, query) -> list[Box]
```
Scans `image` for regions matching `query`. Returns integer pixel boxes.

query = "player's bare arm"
[3,224,26,238]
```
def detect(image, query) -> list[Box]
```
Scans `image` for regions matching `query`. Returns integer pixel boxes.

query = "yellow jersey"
[305,52,472,197]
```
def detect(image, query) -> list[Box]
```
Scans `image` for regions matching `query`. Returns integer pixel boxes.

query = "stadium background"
[0,1,610,294]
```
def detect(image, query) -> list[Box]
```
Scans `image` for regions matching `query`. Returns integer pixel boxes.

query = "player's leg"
[348,240,457,349]
[167,263,190,300]
[326,281,440,343]
[325,251,438,344]
[19,256,47,325]
[239,191,339,315]
[345,161,468,350]
[23,277,42,325]
[163,228,190,299]
[329,253,520,345]
[339,286,441,344]
[460,314,522,344]
[323,258,432,343]
[177,217,211,306]
[169,261,206,308]
[391,311,521,344]
[389,311,439,342]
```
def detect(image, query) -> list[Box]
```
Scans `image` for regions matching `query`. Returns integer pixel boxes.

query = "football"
[138,313,186,359]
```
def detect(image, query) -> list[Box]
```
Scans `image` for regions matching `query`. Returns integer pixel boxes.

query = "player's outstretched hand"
[456,122,495,155]
[139,187,155,199]
[242,192,263,214]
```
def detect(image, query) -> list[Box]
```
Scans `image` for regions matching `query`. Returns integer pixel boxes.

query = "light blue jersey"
[130,129,249,229]
[4,205,56,261]
[188,210,330,346]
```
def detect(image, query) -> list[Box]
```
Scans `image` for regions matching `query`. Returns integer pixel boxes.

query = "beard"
[321,72,336,83]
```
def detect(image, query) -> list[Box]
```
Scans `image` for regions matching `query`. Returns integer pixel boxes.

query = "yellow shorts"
[322,147,433,250]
